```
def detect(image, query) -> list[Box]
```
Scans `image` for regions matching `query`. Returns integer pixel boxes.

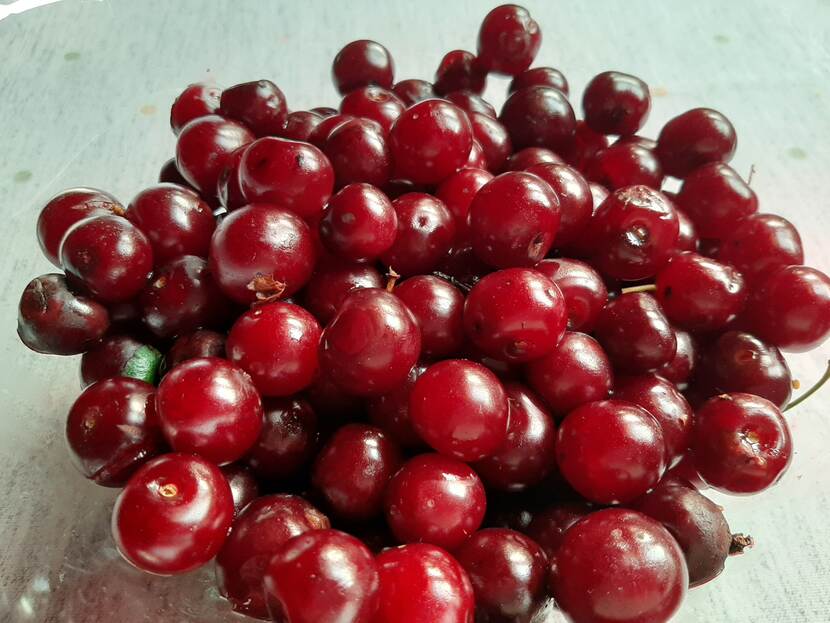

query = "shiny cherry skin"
[469,172,560,268]
[367,363,428,449]
[410,359,509,461]
[320,183,397,262]
[465,139,488,169]
[312,424,403,520]
[374,543,474,623]
[302,259,383,324]
[690,393,792,494]
[226,302,320,397]
[469,112,513,172]
[319,288,421,395]
[279,110,323,142]
[219,79,287,137]
[385,453,486,549]
[166,329,226,369]
[390,99,473,185]
[36,187,124,266]
[445,90,498,118]
[245,397,318,482]
[675,208,700,252]
[220,464,259,516]
[264,529,379,623]
[380,192,456,276]
[310,106,338,117]
[80,334,147,387]
[595,293,677,373]
[17,274,109,355]
[156,357,263,464]
[435,167,494,239]
[473,383,557,491]
[209,203,315,304]
[742,265,830,351]
[582,71,651,136]
[65,378,162,487]
[499,86,576,152]
[535,258,608,332]
[323,117,393,188]
[589,185,679,281]
[112,453,234,575]
[437,243,492,285]
[655,252,747,332]
[658,329,697,388]
[332,39,395,94]
[509,66,569,95]
[585,142,664,190]
[126,183,215,264]
[175,115,254,196]
[170,83,222,134]
[216,145,248,210]
[477,4,541,75]
[716,213,803,283]
[239,136,334,220]
[525,163,592,246]
[675,162,757,239]
[159,157,191,186]
[557,400,667,504]
[615,374,693,465]
[392,79,436,105]
[395,275,465,358]
[505,146,563,171]
[561,121,610,170]
[525,502,592,558]
[308,113,357,148]
[434,50,487,95]
[525,331,613,418]
[550,508,688,623]
[60,215,153,303]
[656,108,737,178]
[464,268,567,363]
[215,494,330,619]
[456,528,547,622]
[340,85,405,133]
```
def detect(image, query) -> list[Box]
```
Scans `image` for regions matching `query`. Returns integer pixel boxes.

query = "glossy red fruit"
[525,331,613,418]
[166,330,226,370]
[279,110,324,142]
[80,334,149,387]
[308,113,357,148]
[219,464,258,516]
[395,275,465,358]
[434,50,487,95]
[500,86,576,152]
[264,529,379,623]
[156,357,263,464]
[477,4,541,75]
[170,83,222,134]
[159,158,191,186]
[525,163,592,246]
[585,142,664,190]
[657,108,737,178]
[245,397,318,482]
[385,453,486,549]
[505,146,564,171]
[535,258,608,332]
[464,268,567,363]
[367,363,428,449]
[219,79,287,137]
[464,139,488,169]
[658,329,697,388]
[675,208,700,252]
[446,90,498,118]
[112,453,234,575]
[374,543,474,623]
[209,204,315,304]
[550,508,688,623]
[469,112,513,172]
[18,274,109,355]
[525,502,592,558]
[340,85,405,133]
[319,288,421,395]
[410,359,509,461]
[675,162,757,239]
[320,183,397,262]
[332,40,395,94]
[509,66,568,95]
[215,495,330,618]
[392,79,436,105]
[435,167,494,239]
[716,213,804,283]
[323,117,393,188]
[302,260,383,324]
[691,393,792,494]
[582,71,651,136]
[560,121,610,170]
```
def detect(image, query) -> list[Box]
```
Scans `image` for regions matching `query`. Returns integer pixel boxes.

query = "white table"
[1,1,829,621]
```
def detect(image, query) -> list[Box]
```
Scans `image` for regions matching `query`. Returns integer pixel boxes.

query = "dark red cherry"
[219,79,287,137]
[380,193,456,276]
[80,334,157,387]
[525,163,592,246]
[465,139,488,169]
[308,113,357,148]
[302,260,383,324]
[445,90,498,118]
[340,85,404,133]
[656,108,737,178]
[159,158,191,186]
[367,363,428,449]
[170,83,222,134]
[220,464,259,516]
[434,50,487,94]
[245,397,318,482]
[165,329,226,370]
[469,112,513,172]
[332,39,395,94]
[394,275,465,358]
[675,162,757,239]
[585,142,664,190]
[509,66,568,95]
[323,117,393,188]
[582,71,651,136]
[18,274,109,355]
[437,243,492,285]
[499,86,576,153]
[657,329,697,388]
[320,183,397,262]
[279,110,324,142]
[392,79,436,105]
[525,502,592,558]
[435,167,494,239]
[477,4,541,75]
[560,121,610,170]
[112,453,234,575]
[690,393,792,494]
[505,146,564,171]
[535,258,608,332]
[385,453,486,549]
[675,208,700,252]
[716,213,804,284]
[306,366,366,421]
[549,508,688,623]
[311,106,339,118]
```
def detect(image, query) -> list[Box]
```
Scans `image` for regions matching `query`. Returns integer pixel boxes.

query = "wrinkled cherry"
[585,142,664,190]
[320,183,397,262]
[477,4,541,75]
[340,85,404,133]
[525,502,592,558]
[505,146,563,171]
[302,259,383,324]
[435,167,494,239]
[395,275,465,358]
[332,39,395,94]
[657,108,737,178]
[535,258,608,332]
[367,363,428,449]
[582,71,651,136]
[165,329,226,369]
[509,66,568,95]
[246,397,318,482]
[219,79,287,137]
[170,83,222,134]
[469,112,513,172]
[675,162,757,239]
[323,117,393,188]
[716,213,803,283]
[525,164,593,246]
[657,329,697,388]
[392,79,436,105]
[434,50,487,95]
[499,86,576,152]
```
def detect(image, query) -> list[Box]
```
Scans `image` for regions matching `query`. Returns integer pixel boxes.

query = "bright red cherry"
[323,117,393,188]
[445,90,498,118]
[302,260,383,324]
[340,85,405,133]
[170,83,222,134]
[509,66,569,95]
[320,183,397,262]
[469,112,513,172]
[505,146,564,171]
[245,397,318,482]
[434,50,487,95]
[656,108,737,178]
[585,142,664,190]
[332,40,395,94]
[395,275,465,358]
[657,329,697,388]
[525,502,592,558]
[675,162,757,239]
[435,167,494,239]
[500,86,576,152]
[279,110,324,142]
[367,363,428,449]
[477,4,541,75]
[80,334,153,387]
[525,163,592,246]
[166,330,226,370]
[582,71,651,136]
[716,213,804,283]
[535,258,608,332]
[112,453,234,575]
[219,79,287,137]
[392,79,436,105]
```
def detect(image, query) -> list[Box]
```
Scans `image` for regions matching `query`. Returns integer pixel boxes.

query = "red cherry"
[582,71,651,136]
[80,334,148,387]
[165,330,226,370]
[219,79,287,137]
[477,4,541,75]
[716,213,804,284]
[245,397,318,482]
[526,163,593,246]
[505,146,564,171]
[392,79,436,105]
[332,39,395,94]
[469,112,513,172]
[216,145,248,211]
[340,85,405,133]
[657,329,697,388]
[220,464,259,516]
[434,50,487,94]
[320,183,397,262]
[675,208,700,252]
[435,167,494,240]
[367,363,428,449]
[170,83,222,134]
[560,121,610,170]
[394,275,465,358]
[445,90,498,118]
[159,157,192,186]
[535,258,608,332]
[585,142,664,190]
[656,108,737,178]
[675,162,757,239]
[323,117,393,189]
[302,259,383,324]
[500,86,576,153]
[510,66,569,95]
[525,502,592,558]
[279,110,324,142]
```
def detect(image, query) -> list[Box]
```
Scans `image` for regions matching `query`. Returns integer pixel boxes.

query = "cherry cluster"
[16,4,830,623]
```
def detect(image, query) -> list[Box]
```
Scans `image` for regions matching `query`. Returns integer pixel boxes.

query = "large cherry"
[394,275,465,358]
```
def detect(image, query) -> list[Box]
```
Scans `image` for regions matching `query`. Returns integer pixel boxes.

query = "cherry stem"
[784,360,830,412]
[620,283,657,294]
[747,164,756,186]
[385,267,401,292]
[431,271,478,293]
[729,533,754,555]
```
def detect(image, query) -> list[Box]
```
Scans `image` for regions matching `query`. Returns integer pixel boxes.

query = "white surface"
[1,0,829,621]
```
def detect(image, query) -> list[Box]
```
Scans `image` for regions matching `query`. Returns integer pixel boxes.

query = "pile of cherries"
[17,4,830,622]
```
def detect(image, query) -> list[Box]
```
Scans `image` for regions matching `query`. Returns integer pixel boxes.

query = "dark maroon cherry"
[245,397,318,482]
[505,146,564,171]
[675,162,757,239]
[279,110,324,142]
[658,329,697,388]
[435,167,494,240]
[582,71,651,136]
[367,363,428,449]
[445,90,498,118]
[323,117,393,188]
[165,330,226,370]
[320,183,397,262]
[500,86,576,153]
[525,163,592,246]
[716,213,804,284]
[656,108,737,178]
[560,121,610,170]
[477,4,541,75]
[302,259,383,324]
[469,112,513,172]
[219,464,259,516]
[392,79,436,105]
[170,83,222,134]
[525,502,592,558]
[395,275,464,358]
[306,365,366,421]
[340,85,404,133]
[509,66,568,95]
[585,142,664,190]
[80,334,155,387]
[535,258,608,332]
[159,158,191,186]
[332,39,395,94]
[219,79,287,136]
[437,243,492,285]
[434,50,487,95]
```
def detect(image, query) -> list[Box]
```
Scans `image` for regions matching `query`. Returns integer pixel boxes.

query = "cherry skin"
[469,112,513,172]
[311,106,338,117]
[392,79,436,105]
[675,162,757,239]
[239,136,334,221]
[226,302,321,397]
[385,453,487,549]
[170,83,222,134]
[80,334,149,387]
[245,397,318,482]
[509,66,569,95]
[435,167,494,239]
[219,79,287,137]
[166,329,226,369]
[112,453,234,575]
[410,359,509,461]
[220,464,259,516]
[469,171,561,268]
[390,99,473,184]
[332,39,395,94]
[320,183,397,262]
[465,139,488,169]
[585,142,664,190]
[690,393,792,494]
[656,107,737,178]
[505,146,564,171]
[525,502,592,558]
[209,203,315,304]
[216,145,248,211]
[156,357,263,464]
[159,157,191,186]
[279,110,324,142]
[36,187,124,267]
[499,86,576,152]
[264,529,379,623]
[455,528,547,622]
[463,268,567,363]
[445,90,498,118]
[561,121,610,170]
[582,71,651,136]
[535,258,608,332]
[308,113,357,148]
[525,163,592,246]
[380,192,456,276]
[323,117,393,188]
[658,329,697,388]
[374,543,474,623]
[394,275,465,358]
[17,274,109,355]
[549,508,688,623]
[60,215,154,304]
[716,213,804,284]
[675,208,700,252]
[215,494,330,619]
[367,363,428,449]
[319,288,421,396]
[473,382,557,492]
[434,50,487,95]
[340,85,405,133]
[477,4,541,75]
[301,260,383,324]
[525,331,613,418]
